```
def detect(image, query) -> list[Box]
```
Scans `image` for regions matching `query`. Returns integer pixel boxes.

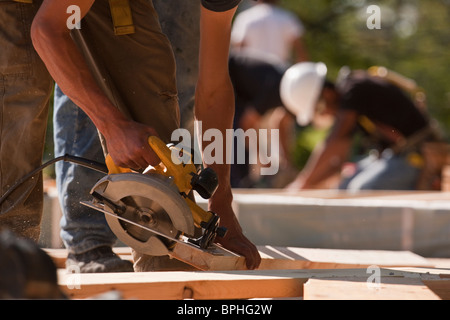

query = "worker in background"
[30,0,261,271]
[231,0,308,65]
[229,0,310,187]
[53,1,200,273]
[284,63,441,191]
[228,51,286,188]
[228,51,335,188]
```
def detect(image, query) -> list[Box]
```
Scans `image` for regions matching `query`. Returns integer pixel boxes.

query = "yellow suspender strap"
[109,0,135,35]
[13,0,33,3]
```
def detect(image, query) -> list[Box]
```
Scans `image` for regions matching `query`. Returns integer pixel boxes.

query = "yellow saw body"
[82,136,227,257]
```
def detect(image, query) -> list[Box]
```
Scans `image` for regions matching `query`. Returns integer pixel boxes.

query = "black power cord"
[0,154,108,207]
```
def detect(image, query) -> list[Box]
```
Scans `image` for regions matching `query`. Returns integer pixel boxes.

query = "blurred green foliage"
[279,0,450,139]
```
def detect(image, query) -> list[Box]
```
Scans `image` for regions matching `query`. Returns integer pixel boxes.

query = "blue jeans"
[54,85,116,254]
[339,149,422,191]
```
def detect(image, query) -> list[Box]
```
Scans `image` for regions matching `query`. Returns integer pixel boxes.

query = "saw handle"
[105,136,198,193]
[104,136,183,174]
[105,154,133,174]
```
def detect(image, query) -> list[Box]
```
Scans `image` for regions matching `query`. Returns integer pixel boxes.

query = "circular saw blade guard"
[91,173,195,256]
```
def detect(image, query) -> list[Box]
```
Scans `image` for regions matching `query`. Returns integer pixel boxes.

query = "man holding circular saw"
[30,0,261,270]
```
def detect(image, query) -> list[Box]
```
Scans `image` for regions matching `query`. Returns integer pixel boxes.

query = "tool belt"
[390,124,439,155]
[358,115,440,155]
[11,0,135,35]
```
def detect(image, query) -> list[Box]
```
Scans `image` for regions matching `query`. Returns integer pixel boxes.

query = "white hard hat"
[280,62,328,126]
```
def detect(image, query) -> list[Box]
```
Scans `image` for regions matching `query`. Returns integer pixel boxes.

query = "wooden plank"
[171,245,433,271]
[257,246,433,269]
[422,280,450,300]
[56,268,382,300]
[303,277,441,300]
[58,269,309,300]
[58,267,450,300]
[46,246,433,272]
[380,267,450,300]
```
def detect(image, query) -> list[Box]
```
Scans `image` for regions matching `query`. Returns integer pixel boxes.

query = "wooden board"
[58,270,305,300]
[57,267,450,300]
[422,280,450,300]
[171,245,433,271]
[45,245,433,271]
[303,277,441,300]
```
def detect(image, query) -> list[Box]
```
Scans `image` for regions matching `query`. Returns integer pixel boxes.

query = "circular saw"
[81,136,228,259]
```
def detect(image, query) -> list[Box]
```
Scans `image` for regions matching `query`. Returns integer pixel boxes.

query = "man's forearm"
[31,2,163,169]
[298,137,352,189]
[31,3,128,137]
[195,6,237,208]
[195,82,235,207]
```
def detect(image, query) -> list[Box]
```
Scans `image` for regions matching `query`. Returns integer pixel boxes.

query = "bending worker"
[31,0,261,270]
[283,63,441,191]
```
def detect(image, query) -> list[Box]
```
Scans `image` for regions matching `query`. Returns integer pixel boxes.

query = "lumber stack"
[48,246,450,300]
[41,188,450,300]
[56,266,450,300]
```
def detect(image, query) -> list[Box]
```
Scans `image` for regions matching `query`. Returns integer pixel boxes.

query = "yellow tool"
[82,136,226,256]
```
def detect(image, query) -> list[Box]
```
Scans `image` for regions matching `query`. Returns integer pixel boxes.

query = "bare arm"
[288,110,357,189]
[31,0,159,169]
[195,6,261,269]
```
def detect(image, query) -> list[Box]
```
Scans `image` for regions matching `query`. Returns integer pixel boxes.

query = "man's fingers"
[124,142,160,170]
[240,239,261,270]
[115,157,142,171]
[219,236,261,270]
[141,145,160,167]
[244,244,261,270]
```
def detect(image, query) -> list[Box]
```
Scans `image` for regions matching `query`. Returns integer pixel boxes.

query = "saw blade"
[81,200,239,258]
[87,172,195,256]
[81,200,191,246]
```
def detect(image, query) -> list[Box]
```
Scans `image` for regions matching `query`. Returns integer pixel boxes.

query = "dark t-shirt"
[201,0,242,12]
[338,71,429,139]
[228,52,285,126]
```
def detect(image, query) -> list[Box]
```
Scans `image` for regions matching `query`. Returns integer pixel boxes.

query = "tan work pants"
[0,0,53,241]
[77,0,180,144]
